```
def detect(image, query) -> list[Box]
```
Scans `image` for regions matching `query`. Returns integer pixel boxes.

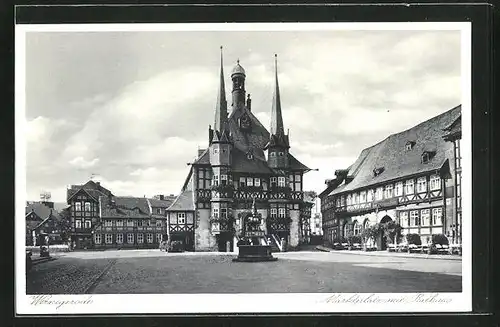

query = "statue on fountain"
[233,198,278,262]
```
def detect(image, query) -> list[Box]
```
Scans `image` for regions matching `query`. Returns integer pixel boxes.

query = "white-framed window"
[385,184,393,198]
[254,178,261,187]
[421,209,430,226]
[336,197,341,207]
[75,202,82,211]
[432,208,443,225]
[340,196,345,206]
[270,208,277,218]
[213,174,219,186]
[360,191,366,203]
[212,208,219,219]
[84,202,91,211]
[367,190,374,202]
[239,177,246,187]
[116,233,123,244]
[270,177,277,187]
[221,208,227,219]
[405,180,414,195]
[399,211,408,227]
[105,220,113,227]
[156,233,162,243]
[394,182,403,197]
[279,152,284,157]
[75,220,82,228]
[278,177,286,187]
[375,187,383,200]
[353,193,359,204]
[127,219,134,227]
[94,233,101,244]
[116,219,123,227]
[178,212,186,224]
[105,234,113,244]
[278,207,286,218]
[409,210,419,227]
[127,233,134,244]
[137,233,144,244]
[343,223,349,237]
[346,195,352,205]
[137,220,143,227]
[353,221,361,235]
[417,177,427,193]
[246,177,253,187]
[430,174,441,191]
[156,220,162,227]
[147,233,153,243]
[220,174,228,185]
[84,220,91,229]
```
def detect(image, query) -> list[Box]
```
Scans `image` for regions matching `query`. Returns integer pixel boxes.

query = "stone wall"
[289,209,300,247]
[194,208,217,251]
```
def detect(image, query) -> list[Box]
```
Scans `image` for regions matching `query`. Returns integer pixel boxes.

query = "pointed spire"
[214,46,228,132]
[270,54,285,137]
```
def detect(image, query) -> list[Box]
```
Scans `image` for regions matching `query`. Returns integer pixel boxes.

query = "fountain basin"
[232,244,278,262]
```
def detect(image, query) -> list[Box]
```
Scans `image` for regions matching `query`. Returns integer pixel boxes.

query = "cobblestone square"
[26,250,462,294]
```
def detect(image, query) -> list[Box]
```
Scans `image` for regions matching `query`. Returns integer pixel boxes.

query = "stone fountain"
[233,198,278,262]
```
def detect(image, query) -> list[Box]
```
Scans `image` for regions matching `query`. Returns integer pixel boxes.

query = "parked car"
[26,250,32,272]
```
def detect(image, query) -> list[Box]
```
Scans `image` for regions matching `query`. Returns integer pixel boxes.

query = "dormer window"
[405,141,416,151]
[373,167,385,177]
[270,152,276,157]
[247,152,253,160]
[279,152,284,157]
[421,151,436,164]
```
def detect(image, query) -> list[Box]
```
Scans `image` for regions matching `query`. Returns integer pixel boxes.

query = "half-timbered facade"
[443,113,462,244]
[67,180,175,249]
[166,49,311,252]
[25,202,63,245]
[320,105,461,249]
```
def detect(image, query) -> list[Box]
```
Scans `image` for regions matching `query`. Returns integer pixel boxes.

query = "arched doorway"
[378,215,392,250]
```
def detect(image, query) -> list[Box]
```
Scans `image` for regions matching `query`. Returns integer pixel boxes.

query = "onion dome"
[231,59,246,76]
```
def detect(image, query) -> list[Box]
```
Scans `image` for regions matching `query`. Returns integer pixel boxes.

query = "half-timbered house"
[67,180,175,249]
[166,49,312,252]
[320,105,461,249]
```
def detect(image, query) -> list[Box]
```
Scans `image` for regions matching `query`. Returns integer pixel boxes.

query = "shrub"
[348,235,362,244]
[432,234,449,245]
[168,241,184,252]
[406,233,422,245]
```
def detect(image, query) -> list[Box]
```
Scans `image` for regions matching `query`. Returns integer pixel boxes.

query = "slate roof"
[232,147,275,174]
[100,196,151,219]
[26,203,52,220]
[114,196,150,214]
[25,202,61,229]
[67,180,113,202]
[166,190,195,211]
[327,105,461,196]
[148,197,176,208]
[443,115,462,140]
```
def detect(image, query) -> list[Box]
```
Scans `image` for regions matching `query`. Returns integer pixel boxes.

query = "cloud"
[69,156,100,169]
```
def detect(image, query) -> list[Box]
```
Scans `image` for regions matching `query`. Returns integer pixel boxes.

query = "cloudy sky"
[23,27,462,202]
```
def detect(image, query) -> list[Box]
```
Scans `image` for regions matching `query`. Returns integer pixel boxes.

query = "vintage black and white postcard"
[16,21,472,314]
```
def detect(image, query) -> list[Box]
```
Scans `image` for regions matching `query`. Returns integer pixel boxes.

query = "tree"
[58,207,72,243]
[382,221,402,244]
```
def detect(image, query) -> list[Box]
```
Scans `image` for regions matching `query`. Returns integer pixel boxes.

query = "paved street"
[26,250,462,294]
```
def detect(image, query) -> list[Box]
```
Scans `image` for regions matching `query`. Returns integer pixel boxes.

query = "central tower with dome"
[165,48,311,252]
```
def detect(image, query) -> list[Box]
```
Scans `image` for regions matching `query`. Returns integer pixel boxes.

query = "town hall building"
[165,49,312,252]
